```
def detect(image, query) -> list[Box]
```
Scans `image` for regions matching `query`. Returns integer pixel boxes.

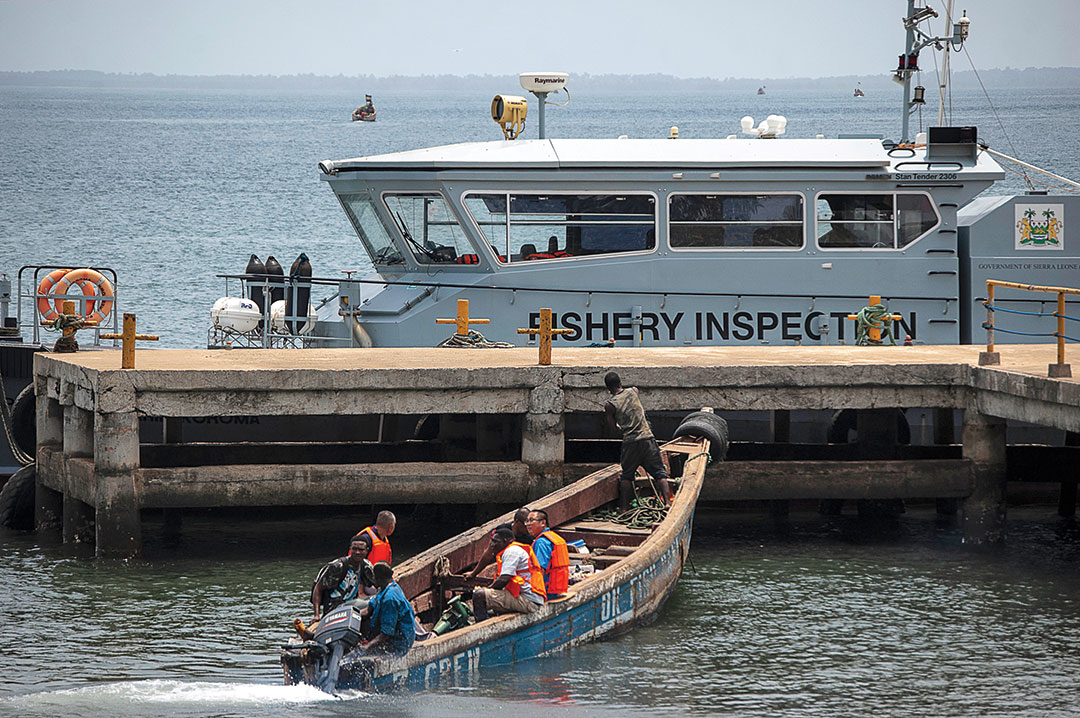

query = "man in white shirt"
[471,527,546,621]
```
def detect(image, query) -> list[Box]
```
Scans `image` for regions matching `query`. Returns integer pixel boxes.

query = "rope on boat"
[436,330,514,349]
[593,496,670,529]
[433,556,453,578]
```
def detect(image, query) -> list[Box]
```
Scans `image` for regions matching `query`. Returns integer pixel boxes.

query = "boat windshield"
[338,192,404,266]
[465,193,656,262]
[382,194,477,265]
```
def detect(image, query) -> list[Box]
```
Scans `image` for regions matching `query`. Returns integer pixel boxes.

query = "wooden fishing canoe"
[282,417,722,692]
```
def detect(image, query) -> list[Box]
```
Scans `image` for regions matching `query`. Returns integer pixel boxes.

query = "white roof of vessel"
[325,138,893,171]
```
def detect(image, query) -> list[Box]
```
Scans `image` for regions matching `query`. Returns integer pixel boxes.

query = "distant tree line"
[1,67,1078,92]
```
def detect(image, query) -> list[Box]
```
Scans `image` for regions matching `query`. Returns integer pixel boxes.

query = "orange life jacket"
[361,526,392,565]
[454,254,480,264]
[495,541,547,602]
[535,529,570,594]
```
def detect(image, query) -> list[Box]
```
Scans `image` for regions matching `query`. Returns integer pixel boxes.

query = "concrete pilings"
[962,411,1008,544]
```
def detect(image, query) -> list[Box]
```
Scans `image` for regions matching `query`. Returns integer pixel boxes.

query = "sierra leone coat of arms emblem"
[1015,204,1064,250]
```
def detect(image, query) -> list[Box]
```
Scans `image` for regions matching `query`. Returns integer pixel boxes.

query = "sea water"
[2,85,1080,717]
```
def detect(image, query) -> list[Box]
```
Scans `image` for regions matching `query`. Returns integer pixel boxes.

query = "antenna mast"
[896,1,970,143]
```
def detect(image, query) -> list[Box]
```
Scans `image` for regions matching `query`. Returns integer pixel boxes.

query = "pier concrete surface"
[34,344,1080,557]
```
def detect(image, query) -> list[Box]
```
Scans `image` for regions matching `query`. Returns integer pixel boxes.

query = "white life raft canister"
[210,297,262,333]
[269,299,318,334]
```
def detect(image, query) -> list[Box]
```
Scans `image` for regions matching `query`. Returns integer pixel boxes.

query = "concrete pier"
[34,344,1080,557]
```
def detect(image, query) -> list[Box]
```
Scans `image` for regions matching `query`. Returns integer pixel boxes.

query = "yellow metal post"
[979,281,1000,365]
[436,299,491,336]
[1057,291,1066,366]
[517,308,572,365]
[101,313,159,369]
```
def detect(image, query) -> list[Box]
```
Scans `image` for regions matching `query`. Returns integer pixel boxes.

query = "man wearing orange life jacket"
[525,509,570,599]
[359,510,395,566]
[472,527,546,621]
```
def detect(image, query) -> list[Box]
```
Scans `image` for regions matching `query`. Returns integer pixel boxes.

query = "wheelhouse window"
[464,193,656,263]
[816,193,939,249]
[383,193,476,264]
[669,194,804,249]
[339,192,403,266]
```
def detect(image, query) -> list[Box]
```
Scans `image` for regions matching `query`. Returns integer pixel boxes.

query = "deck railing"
[980,279,1079,377]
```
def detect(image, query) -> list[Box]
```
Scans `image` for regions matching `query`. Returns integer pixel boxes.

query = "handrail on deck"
[981,279,1078,378]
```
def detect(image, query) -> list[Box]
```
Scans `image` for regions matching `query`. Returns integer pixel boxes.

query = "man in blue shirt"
[361,561,416,656]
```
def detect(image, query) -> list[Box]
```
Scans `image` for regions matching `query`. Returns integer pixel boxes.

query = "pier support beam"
[962,411,1007,544]
[933,408,959,516]
[521,380,566,498]
[94,410,141,558]
[63,495,94,543]
[522,412,564,499]
[63,405,94,459]
[35,382,64,530]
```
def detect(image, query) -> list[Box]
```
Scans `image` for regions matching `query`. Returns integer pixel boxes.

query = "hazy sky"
[1,0,1078,78]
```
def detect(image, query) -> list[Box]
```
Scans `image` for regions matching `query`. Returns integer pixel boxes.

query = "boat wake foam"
[5,679,368,710]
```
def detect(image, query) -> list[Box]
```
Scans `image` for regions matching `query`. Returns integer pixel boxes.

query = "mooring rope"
[854,304,896,346]
[0,362,34,466]
[436,330,514,349]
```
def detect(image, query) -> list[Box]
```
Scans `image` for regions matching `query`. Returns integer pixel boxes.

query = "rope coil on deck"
[436,330,514,349]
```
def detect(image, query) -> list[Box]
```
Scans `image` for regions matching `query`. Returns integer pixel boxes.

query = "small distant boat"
[854,84,865,97]
[757,86,766,95]
[352,94,376,122]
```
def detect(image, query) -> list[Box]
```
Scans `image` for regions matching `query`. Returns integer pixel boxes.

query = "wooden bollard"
[517,308,572,365]
[101,313,159,369]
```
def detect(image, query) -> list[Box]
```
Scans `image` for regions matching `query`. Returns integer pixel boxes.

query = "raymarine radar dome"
[519,72,568,93]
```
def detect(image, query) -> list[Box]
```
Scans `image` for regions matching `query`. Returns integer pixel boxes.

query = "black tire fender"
[673,415,729,460]
[0,463,35,531]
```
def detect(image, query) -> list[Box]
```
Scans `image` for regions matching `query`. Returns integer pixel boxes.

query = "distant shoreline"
[2,68,1079,92]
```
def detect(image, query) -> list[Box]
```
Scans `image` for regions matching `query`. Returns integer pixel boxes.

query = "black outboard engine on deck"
[282,603,365,694]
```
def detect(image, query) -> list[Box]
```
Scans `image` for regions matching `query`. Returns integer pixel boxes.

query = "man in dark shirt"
[604,371,673,511]
[311,533,377,622]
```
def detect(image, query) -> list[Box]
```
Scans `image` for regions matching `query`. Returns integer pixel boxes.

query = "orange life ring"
[52,268,114,324]
[36,269,71,322]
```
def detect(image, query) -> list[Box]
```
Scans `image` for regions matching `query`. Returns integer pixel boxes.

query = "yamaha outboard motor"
[310,604,365,694]
[263,255,285,304]
[285,252,311,334]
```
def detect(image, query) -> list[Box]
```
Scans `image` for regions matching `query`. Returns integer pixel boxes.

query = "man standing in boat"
[525,509,571,599]
[604,371,674,511]
[471,527,546,621]
[359,510,395,565]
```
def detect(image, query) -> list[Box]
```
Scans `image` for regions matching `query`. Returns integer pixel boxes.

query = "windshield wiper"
[396,211,440,261]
